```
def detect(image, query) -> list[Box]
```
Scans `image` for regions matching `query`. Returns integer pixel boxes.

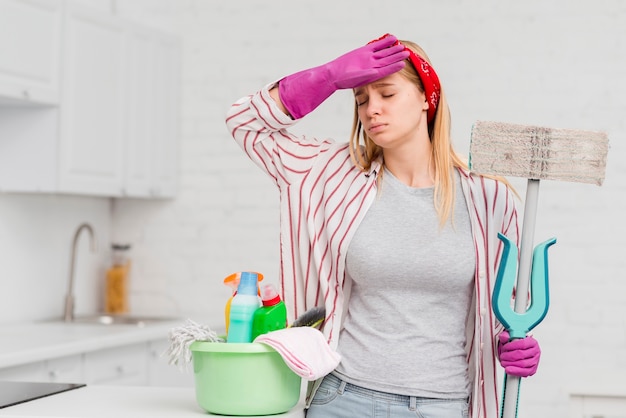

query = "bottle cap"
[237,272,259,296]
[260,284,281,306]
[223,271,264,292]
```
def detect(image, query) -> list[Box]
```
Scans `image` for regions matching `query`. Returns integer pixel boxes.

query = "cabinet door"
[150,34,180,198]
[84,343,148,386]
[0,0,62,105]
[0,107,59,192]
[45,354,83,383]
[147,339,193,387]
[124,26,156,197]
[124,28,180,198]
[58,2,126,196]
[0,361,46,381]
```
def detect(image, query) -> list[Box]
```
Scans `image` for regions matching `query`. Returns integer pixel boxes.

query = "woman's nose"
[365,97,381,117]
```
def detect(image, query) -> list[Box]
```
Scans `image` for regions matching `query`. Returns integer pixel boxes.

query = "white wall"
[113,1,626,416]
[1,0,624,416]
[0,194,111,322]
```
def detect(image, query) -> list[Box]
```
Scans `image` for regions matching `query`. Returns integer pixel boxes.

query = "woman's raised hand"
[278,34,408,119]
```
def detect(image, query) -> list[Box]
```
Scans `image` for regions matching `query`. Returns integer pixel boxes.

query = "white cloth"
[254,327,341,381]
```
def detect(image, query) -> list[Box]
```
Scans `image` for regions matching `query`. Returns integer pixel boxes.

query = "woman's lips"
[368,123,385,133]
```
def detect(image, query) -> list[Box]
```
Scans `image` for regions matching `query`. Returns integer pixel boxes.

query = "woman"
[225,33,540,418]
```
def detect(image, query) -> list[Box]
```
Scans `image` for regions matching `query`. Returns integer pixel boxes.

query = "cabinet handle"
[49,370,59,380]
[22,89,30,100]
[116,365,125,374]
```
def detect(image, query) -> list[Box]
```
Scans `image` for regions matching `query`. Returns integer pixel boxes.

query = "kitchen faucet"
[63,223,97,322]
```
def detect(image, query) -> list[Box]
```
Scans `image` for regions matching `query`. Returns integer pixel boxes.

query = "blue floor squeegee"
[493,231,556,418]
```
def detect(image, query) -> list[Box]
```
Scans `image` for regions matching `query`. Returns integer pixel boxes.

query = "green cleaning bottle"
[251,284,287,341]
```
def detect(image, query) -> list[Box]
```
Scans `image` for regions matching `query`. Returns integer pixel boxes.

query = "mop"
[165,319,224,370]
[469,120,609,418]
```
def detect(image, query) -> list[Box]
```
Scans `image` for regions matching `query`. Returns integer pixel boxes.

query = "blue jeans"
[306,374,469,418]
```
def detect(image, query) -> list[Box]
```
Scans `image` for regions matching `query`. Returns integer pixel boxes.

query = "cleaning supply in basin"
[104,243,131,314]
[291,306,326,328]
[251,284,287,340]
[223,271,263,334]
[254,326,341,380]
[166,306,327,371]
[166,319,224,370]
[226,272,261,343]
[190,340,301,415]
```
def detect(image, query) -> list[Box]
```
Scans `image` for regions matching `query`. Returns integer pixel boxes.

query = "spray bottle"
[226,272,261,343]
[251,283,287,341]
[223,271,263,334]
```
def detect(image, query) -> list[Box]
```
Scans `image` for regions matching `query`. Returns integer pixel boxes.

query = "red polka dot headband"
[369,34,441,125]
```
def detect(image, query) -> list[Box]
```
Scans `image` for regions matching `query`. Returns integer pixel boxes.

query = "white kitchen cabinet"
[0,107,59,192]
[0,361,46,382]
[150,33,180,198]
[0,343,182,386]
[84,343,148,386]
[124,26,180,198]
[124,26,155,197]
[0,354,81,383]
[146,339,193,387]
[0,0,180,198]
[0,0,64,193]
[57,1,127,196]
[45,354,83,383]
[0,0,62,106]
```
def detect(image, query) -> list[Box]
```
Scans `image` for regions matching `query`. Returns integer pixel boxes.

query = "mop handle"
[501,179,538,418]
[497,179,556,418]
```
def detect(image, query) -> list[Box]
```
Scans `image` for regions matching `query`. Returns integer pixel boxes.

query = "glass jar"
[104,243,131,314]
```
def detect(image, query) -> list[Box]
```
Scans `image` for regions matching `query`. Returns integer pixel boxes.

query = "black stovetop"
[0,381,86,409]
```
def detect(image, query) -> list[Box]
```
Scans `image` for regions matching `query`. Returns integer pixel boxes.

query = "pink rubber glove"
[278,34,409,119]
[498,330,541,377]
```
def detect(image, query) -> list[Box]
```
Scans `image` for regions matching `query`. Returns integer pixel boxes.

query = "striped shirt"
[225,84,519,418]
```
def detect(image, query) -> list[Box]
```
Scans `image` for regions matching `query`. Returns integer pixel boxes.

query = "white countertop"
[0,319,186,369]
[0,320,306,417]
[0,385,305,418]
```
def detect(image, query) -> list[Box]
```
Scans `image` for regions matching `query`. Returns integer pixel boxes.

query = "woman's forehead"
[354,73,405,95]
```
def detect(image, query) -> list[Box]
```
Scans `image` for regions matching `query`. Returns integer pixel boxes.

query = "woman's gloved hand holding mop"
[497,330,541,378]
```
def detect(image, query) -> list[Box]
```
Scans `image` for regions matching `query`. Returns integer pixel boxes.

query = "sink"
[72,314,182,326]
[44,314,183,327]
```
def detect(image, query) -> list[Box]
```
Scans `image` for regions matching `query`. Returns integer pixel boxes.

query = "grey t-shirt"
[334,168,475,398]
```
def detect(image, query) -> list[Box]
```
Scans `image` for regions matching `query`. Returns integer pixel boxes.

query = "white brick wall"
[0,0,620,416]
[112,1,626,416]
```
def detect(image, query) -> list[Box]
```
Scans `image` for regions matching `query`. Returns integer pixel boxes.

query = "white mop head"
[470,121,609,185]
[165,319,224,370]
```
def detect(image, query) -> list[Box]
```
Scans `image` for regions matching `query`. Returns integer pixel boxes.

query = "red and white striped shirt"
[225,85,519,418]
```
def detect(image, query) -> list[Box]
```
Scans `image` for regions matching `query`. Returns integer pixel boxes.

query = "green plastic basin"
[190,341,302,416]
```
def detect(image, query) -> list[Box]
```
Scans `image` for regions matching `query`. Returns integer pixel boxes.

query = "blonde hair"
[348,40,467,226]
